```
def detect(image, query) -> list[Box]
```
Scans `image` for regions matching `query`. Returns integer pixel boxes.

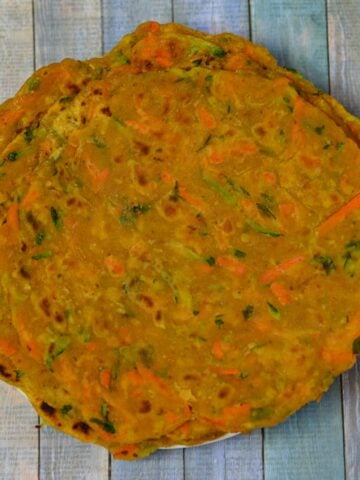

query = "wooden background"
[0,1,359,479]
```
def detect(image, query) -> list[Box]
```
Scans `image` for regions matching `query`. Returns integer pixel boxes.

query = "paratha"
[0,21,359,460]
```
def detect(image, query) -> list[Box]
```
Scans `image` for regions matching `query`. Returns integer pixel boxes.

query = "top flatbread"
[0,21,359,459]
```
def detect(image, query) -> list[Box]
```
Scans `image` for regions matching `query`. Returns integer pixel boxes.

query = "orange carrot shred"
[7,204,20,231]
[105,257,124,276]
[318,192,360,235]
[0,338,17,357]
[212,340,224,359]
[270,282,292,305]
[21,189,39,209]
[100,369,111,389]
[260,255,305,285]
[198,106,217,129]
[217,256,247,276]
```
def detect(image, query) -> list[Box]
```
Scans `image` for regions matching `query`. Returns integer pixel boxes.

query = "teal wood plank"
[173,2,262,478]
[328,4,360,479]
[112,449,184,480]
[251,2,345,479]
[34,0,102,67]
[33,2,108,478]
[264,380,344,480]
[102,0,172,52]
[250,0,329,91]
[328,0,360,116]
[173,0,250,37]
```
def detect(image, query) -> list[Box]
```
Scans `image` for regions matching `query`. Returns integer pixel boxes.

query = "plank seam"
[171,0,175,23]
[261,428,265,480]
[182,447,186,480]
[32,0,36,71]
[340,375,347,480]
[325,0,332,94]
[100,0,105,55]
[247,0,253,41]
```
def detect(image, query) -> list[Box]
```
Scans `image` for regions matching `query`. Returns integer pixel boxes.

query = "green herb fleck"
[315,125,325,135]
[225,177,250,197]
[242,304,254,320]
[212,47,226,58]
[197,134,212,152]
[60,404,73,415]
[352,337,360,354]
[28,77,41,92]
[91,136,106,149]
[192,59,202,66]
[7,151,19,162]
[32,251,53,260]
[192,310,200,316]
[205,75,213,82]
[251,406,271,421]
[169,181,181,201]
[256,203,276,219]
[205,256,216,266]
[314,255,336,275]
[267,302,280,320]
[101,402,108,418]
[336,142,345,151]
[50,207,62,229]
[202,173,236,205]
[115,50,130,64]
[346,240,360,250]
[15,370,24,381]
[323,141,331,150]
[45,336,70,370]
[35,231,46,245]
[246,220,283,237]
[120,203,151,224]
[233,249,246,259]
[214,315,224,327]
[90,417,116,434]
[24,128,34,143]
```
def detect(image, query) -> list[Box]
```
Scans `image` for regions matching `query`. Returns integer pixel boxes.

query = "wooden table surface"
[0,1,359,479]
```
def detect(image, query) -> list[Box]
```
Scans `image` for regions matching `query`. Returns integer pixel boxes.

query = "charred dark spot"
[114,155,123,164]
[183,374,199,381]
[0,365,11,378]
[93,88,103,95]
[139,400,152,413]
[66,82,80,95]
[164,205,177,217]
[26,211,39,230]
[81,101,86,106]
[55,313,64,323]
[21,242,28,252]
[40,401,56,416]
[81,116,87,125]
[255,126,266,137]
[40,297,51,317]
[134,141,150,155]
[19,266,31,279]
[67,197,77,206]
[155,310,162,321]
[100,106,112,116]
[218,387,230,399]
[73,421,91,434]
[136,171,148,186]
[82,78,90,86]
[139,295,154,308]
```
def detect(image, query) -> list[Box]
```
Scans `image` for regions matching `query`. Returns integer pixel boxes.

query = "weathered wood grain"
[173,0,250,37]
[0,0,34,101]
[0,385,39,480]
[0,3,38,479]
[250,0,329,91]
[112,449,184,480]
[328,3,360,479]
[264,380,345,480]
[102,0,172,52]
[328,0,360,117]
[34,0,102,67]
[31,2,108,478]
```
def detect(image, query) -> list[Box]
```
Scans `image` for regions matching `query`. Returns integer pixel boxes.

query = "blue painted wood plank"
[328,0,360,116]
[250,0,329,91]
[328,3,360,478]
[173,0,249,37]
[112,449,184,480]
[264,380,344,480]
[102,0,172,52]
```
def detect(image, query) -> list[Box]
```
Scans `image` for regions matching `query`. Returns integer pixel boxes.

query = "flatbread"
[0,21,359,460]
